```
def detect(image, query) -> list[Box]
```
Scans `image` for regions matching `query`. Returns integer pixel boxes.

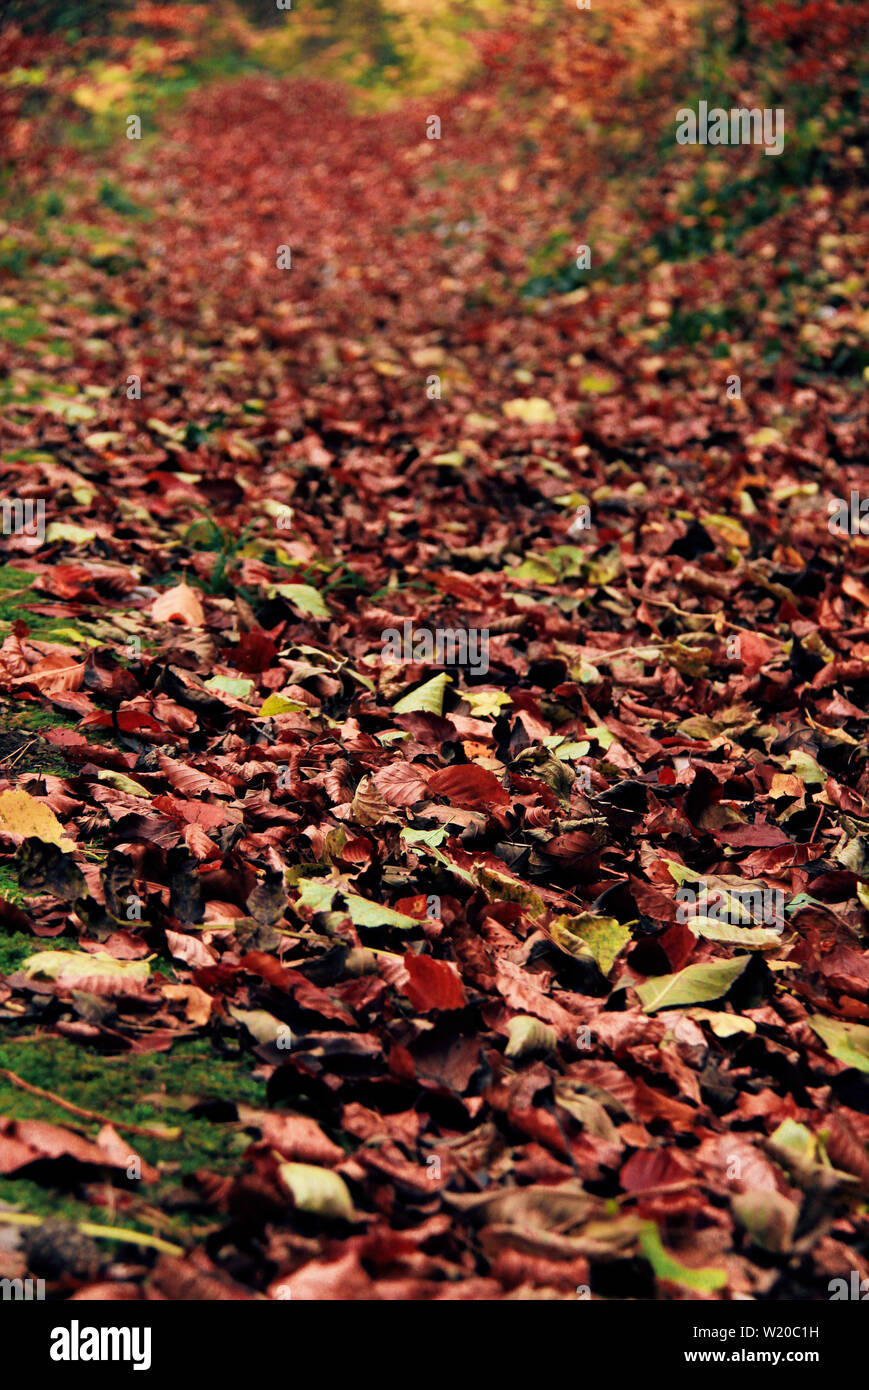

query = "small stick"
[808,805,825,845]
[592,631,719,661]
[3,738,39,771]
[0,1067,181,1141]
[640,592,788,645]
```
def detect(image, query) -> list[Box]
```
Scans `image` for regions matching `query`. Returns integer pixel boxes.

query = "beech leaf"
[635,957,750,1013]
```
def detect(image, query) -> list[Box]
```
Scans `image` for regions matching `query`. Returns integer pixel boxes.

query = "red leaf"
[372,761,429,806]
[232,631,277,673]
[402,954,465,1012]
[620,1148,692,1193]
[253,1112,344,1166]
[426,764,509,810]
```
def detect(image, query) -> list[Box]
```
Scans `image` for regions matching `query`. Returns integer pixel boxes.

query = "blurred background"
[2,1,867,309]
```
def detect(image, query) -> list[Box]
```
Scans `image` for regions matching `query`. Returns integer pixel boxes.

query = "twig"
[0,1068,181,1142]
[587,643,666,664]
[2,737,39,771]
[640,592,788,646]
[808,805,825,845]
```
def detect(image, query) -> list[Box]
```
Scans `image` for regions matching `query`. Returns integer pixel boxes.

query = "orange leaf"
[151,583,205,628]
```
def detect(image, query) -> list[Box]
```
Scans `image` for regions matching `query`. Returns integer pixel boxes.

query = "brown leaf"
[427,764,509,810]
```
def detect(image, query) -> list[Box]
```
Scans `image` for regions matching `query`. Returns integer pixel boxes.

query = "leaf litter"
[0,1,868,1302]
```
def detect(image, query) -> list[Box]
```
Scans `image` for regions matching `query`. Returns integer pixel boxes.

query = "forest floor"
[1,6,869,1300]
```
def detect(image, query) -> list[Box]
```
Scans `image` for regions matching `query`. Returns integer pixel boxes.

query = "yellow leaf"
[502,397,556,424]
[393,671,452,715]
[278,1164,356,1220]
[259,694,307,716]
[0,790,75,850]
[702,514,750,549]
[22,951,151,991]
[579,373,616,394]
[44,523,97,545]
[72,65,133,115]
[464,689,512,719]
[747,427,783,448]
[549,913,631,975]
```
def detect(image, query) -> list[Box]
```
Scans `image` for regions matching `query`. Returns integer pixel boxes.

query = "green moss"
[0,1037,264,1151]
[0,568,63,644]
[0,570,116,656]
[0,571,106,693]
[0,871,25,914]
[0,924,70,971]
[0,567,37,591]
[0,702,77,777]
[2,706,73,734]
[0,1037,269,1239]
